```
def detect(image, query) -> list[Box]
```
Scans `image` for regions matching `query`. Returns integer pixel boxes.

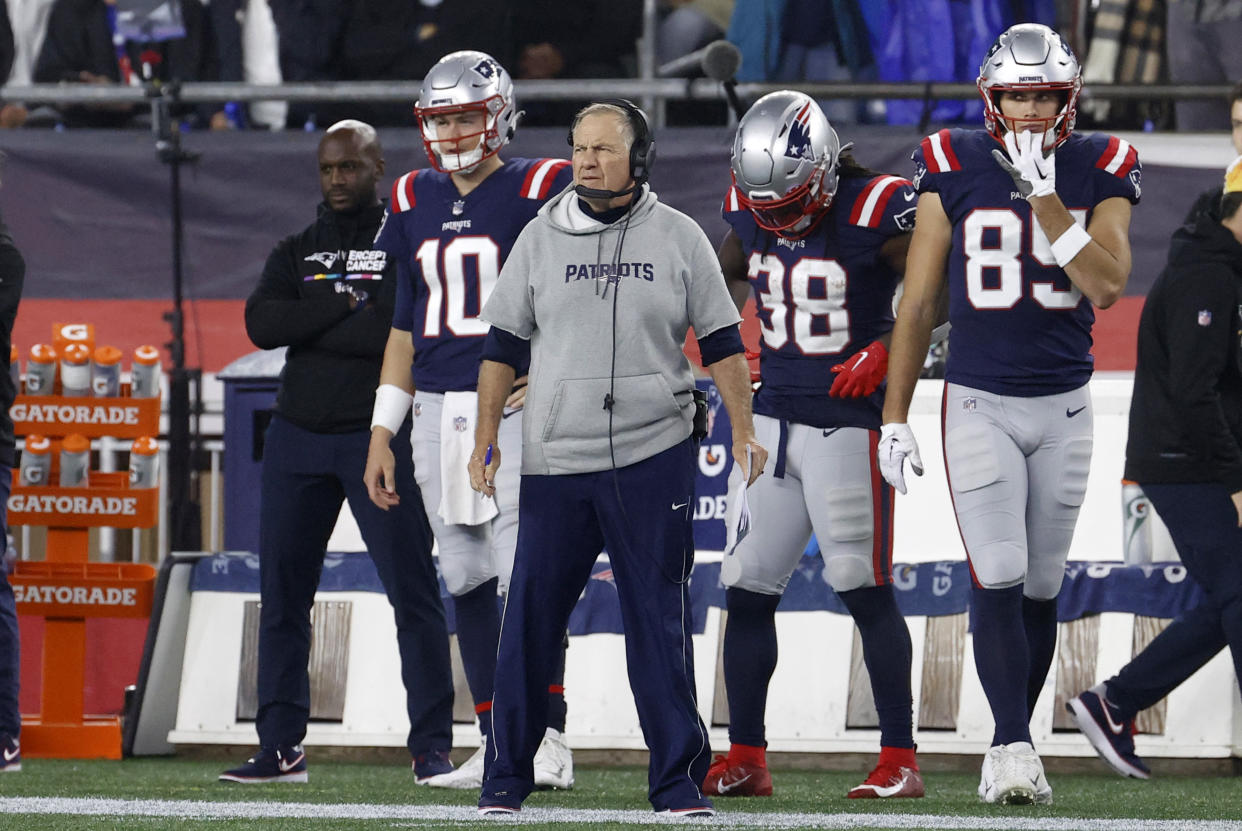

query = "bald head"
[321,119,382,161]
[319,120,384,213]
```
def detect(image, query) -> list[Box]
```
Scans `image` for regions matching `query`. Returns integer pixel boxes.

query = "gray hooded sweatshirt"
[482,183,741,476]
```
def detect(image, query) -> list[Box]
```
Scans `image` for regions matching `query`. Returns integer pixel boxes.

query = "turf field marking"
[1,797,1240,830]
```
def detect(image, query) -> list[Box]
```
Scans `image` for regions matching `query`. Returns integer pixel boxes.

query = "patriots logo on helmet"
[472,58,500,81]
[783,103,816,161]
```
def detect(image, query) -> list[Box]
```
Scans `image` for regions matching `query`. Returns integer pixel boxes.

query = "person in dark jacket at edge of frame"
[1066,154,1242,781]
[220,120,456,785]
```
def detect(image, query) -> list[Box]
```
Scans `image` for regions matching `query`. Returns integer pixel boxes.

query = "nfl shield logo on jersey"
[1198,310,1212,327]
[453,416,468,432]
[963,397,977,412]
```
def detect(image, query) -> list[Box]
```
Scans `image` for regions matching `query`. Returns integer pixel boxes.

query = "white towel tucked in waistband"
[438,390,499,526]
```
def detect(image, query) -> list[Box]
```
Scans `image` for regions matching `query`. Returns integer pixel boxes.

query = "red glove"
[829,340,889,398]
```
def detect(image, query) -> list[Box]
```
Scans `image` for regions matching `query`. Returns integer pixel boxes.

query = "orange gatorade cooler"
[59,433,90,487]
[60,343,91,397]
[92,345,123,397]
[25,344,56,395]
[8,345,17,392]
[19,435,51,486]
[131,345,161,398]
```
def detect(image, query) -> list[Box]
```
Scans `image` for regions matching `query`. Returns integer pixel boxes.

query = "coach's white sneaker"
[421,741,485,789]
[534,728,575,790]
[979,742,1050,805]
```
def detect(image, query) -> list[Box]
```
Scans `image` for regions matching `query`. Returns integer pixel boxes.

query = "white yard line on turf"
[0,798,1239,831]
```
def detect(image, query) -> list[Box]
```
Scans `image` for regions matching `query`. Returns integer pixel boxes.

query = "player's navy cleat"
[657,804,716,819]
[0,734,20,773]
[417,743,482,788]
[478,792,522,817]
[701,753,773,797]
[219,744,307,783]
[412,750,457,780]
[1066,684,1151,780]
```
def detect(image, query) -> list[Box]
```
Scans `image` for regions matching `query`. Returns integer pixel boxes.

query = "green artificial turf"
[0,758,1239,830]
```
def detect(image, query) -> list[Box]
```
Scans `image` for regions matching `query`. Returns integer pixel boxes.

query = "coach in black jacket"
[1066,156,1242,780]
[220,121,455,784]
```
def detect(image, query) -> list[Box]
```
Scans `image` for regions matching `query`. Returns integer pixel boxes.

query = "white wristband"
[1050,223,1092,268]
[371,384,413,435]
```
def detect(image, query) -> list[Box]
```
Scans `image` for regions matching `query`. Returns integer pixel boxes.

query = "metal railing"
[1,80,1232,129]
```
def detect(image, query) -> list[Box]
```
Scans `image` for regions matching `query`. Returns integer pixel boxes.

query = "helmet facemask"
[416,97,507,174]
[980,80,1080,153]
[733,163,836,239]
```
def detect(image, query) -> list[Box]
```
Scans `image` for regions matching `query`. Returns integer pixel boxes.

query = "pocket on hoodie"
[541,373,681,444]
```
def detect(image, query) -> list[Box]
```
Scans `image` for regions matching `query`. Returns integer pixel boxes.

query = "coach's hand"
[830,340,889,398]
[469,440,501,498]
[992,128,1056,200]
[732,435,768,487]
[878,423,923,495]
[364,429,400,510]
[505,376,529,411]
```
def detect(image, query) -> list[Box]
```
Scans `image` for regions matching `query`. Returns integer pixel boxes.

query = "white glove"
[878,423,924,495]
[991,129,1056,199]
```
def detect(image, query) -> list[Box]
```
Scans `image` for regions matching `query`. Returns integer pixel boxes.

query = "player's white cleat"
[533,727,575,790]
[420,741,486,789]
[978,742,1051,805]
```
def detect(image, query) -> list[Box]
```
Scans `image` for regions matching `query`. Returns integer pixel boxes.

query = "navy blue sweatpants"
[256,414,453,757]
[0,462,17,739]
[481,439,711,812]
[1107,482,1242,716]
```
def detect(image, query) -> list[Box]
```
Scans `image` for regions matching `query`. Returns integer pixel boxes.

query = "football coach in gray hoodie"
[467,100,766,817]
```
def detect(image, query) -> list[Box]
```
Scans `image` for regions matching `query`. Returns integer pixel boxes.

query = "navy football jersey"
[374,157,573,392]
[912,128,1141,396]
[723,173,915,429]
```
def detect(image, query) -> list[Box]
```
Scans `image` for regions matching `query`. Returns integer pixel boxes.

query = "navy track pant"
[256,414,452,756]
[1108,481,1242,715]
[482,439,711,812]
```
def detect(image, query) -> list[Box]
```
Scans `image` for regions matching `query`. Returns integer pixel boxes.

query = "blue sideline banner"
[191,552,1204,636]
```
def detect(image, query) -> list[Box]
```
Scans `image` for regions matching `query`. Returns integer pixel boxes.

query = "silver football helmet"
[415,51,520,173]
[977,23,1082,151]
[730,91,844,238]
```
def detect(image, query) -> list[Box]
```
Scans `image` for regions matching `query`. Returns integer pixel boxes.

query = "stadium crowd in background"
[0,0,1235,132]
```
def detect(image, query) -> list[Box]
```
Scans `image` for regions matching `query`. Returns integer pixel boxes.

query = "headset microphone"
[574,182,640,200]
